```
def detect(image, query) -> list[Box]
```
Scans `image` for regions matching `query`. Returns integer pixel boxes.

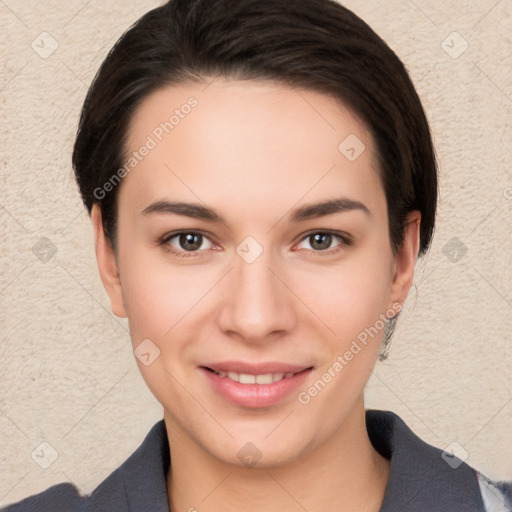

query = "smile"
[201,364,313,408]
[211,370,296,384]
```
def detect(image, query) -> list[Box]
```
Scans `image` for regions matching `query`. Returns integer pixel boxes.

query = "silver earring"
[379,315,398,361]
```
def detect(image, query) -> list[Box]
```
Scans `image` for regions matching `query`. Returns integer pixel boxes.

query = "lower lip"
[201,367,312,408]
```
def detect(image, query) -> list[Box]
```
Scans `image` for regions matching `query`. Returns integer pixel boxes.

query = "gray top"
[2,410,510,511]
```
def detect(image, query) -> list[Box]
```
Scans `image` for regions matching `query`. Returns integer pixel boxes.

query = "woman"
[2,0,510,510]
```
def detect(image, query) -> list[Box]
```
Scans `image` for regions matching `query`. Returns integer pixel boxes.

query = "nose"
[216,250,297,344]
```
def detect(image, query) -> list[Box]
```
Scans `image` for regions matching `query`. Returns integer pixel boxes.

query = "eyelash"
[158,230,353,258]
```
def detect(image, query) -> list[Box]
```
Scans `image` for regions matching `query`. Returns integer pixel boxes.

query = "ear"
[91,204,127,318]
[388,211,421,310]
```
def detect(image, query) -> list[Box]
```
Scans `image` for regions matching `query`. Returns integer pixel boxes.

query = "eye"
[163,232,215,253]
[296,232,351,252]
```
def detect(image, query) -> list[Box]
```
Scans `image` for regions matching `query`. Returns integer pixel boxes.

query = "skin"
[92,79,420,512]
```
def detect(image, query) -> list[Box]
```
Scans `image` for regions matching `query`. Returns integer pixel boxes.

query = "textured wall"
[0,0,511,506]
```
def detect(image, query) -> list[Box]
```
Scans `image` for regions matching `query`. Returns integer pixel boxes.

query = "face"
[93,79,419,468]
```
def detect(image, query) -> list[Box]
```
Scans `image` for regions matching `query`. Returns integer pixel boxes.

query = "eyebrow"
[141,197,371,224]
[288,198,371,222]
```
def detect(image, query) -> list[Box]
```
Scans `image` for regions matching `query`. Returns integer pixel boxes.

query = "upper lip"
[202,361,312,374]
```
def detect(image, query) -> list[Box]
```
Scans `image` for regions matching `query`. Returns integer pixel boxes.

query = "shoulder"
[366,409,511,512]
[1,420,169,512]
[1,483,84,512]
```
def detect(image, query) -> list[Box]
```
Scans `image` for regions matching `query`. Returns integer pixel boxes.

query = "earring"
[379,314,399,361]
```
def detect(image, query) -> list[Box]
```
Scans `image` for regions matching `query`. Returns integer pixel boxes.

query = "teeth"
[257,373,275,384]
[227,371,239,381]
[214,370,296,384]
[239,373,256,384]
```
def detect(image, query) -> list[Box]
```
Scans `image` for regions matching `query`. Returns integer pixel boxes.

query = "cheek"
[298,253,393,341]
[116,247,210,402]
[117,241,221,353]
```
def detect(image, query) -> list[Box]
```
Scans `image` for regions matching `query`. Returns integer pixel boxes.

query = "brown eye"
[309,233,333,250]
[165,232,214,252]
[179,233,203,251]
[296,231,351,252]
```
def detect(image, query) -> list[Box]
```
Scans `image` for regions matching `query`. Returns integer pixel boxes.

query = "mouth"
[200,363,313,408]
[203,367,304,384]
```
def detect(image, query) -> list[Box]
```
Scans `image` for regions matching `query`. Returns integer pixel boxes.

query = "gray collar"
[93,410,487,511]
[366,410,485,511]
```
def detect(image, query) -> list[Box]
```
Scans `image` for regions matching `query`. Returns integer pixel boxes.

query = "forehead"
[121,79,384,217]
[126,78,375,154]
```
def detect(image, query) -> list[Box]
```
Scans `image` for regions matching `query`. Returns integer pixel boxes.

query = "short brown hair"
[73,0,437,256]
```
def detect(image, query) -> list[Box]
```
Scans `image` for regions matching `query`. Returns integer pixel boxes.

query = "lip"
[204,361,311,374]
[200,362,313,408]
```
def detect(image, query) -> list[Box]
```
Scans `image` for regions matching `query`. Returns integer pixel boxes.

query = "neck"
[165,399,390,512]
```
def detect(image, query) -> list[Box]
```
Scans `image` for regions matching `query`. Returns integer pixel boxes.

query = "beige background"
[1,0,511,506]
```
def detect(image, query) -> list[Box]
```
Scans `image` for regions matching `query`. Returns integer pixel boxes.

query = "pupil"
[180,233,202,251]
[311,233,331,250]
